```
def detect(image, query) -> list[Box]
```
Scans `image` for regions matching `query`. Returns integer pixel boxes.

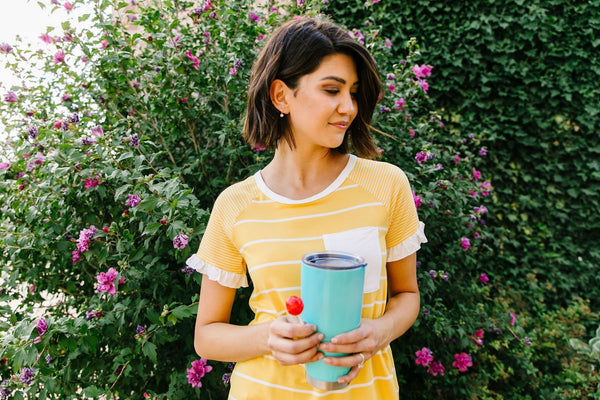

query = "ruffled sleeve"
[387,221,428,262]
[186,254,248,289]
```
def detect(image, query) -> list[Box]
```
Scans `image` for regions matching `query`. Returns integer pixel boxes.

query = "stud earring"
[280,112,284,118]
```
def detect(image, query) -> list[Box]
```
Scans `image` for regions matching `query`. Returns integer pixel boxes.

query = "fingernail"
[317,333,324,340]
[331,337,338,344]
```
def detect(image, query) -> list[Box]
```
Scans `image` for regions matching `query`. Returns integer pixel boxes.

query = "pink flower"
[471,328,484,346]
[452,353,473,372]
[0,43,12,53]
[229,67,237,76]
[251,144,266,151]
[64,2,72,10]
[384,38,392,47]
[72,250,80,265]
[187,358,213,388]
[415,347,434,367]
[460,237,470,250]
[393,98,405,111]
[96,267,121,295]
[91,125,104,137]
[479,273,489,284]
[53,50,66,64]
[388,84,395,92]
[409,129,415,138]
[125,194,141,208]
[62,93,72,102]
[36,317,48,336]
[101,39,108,49]
[480,181,492,196]
[249,12,259,22]
[76,225,98,253]
[417,79,429,93]
[454,154,461,165]
[427,361,445,376]
[415,152,428,164]
[173,234,189,249]
[412,64,434,79]
[39,33,54,44]
[412,191,422,208]
[0,162,9,170]
[185,50,200,71]
[509,312,517,326]
[4,91,18,103]
[472,168,481,181]
[479,148,487,156]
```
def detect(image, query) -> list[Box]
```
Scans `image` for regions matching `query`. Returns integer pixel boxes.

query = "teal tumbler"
[301,251,366,390]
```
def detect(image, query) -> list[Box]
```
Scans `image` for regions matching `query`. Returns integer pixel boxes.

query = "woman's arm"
[194,274,324,363]
[319,252,420,384]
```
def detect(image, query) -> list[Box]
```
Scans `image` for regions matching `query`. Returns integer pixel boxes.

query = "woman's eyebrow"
[319,76,359,85]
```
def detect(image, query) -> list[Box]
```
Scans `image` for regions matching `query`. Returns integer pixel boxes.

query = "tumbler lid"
[302,251,366,270]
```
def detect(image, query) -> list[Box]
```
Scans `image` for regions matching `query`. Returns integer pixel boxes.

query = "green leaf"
[142,341,157,363]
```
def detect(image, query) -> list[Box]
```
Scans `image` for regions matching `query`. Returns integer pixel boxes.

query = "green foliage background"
[0,0,598,399]
[325,0,600,310]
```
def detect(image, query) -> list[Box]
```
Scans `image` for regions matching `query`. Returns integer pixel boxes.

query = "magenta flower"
[297,0,305,6]
[417,79,429,93]
[4,91,18,103]
[414,347,434,367]
[249,12,259,22]
[0,42,12,53]
[173,234,189,249]
[125,194,141,208]
[409,129,415,138]
[251,144,266,151]
[481,181,492,196]
[472,168,481,181]
[229,67,237,76]
[101,39,108,49]
[91,125,104,137]
[187,358,213,388]
[452,353,473,372]
[412,64,434,79]
[64,2,72,10]
[96,267,122,295]
[471,328,484,346]
[36,317,48,336]
[460,237,470,251]
[479,148,488,156]
[479,273,489,284]
[72,250,81,265]
[393,98,405,111]
[53,50,65,64]
[39,33,54,44]
[474,205,488,214]
[384,38,392,47]
[454,154,461,165]
[0,162,9,170]
[427,361,445,376]
[84,177,100,190]
[509,312,517,326]
[412,191,422,208]
[185,50,201,71]
[76,226,98,253]
[415,152,428,164]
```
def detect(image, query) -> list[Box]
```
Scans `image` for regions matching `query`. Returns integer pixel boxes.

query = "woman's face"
[285,53,359,153]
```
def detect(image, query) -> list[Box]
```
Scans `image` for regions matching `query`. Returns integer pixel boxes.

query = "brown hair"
[243,16,382,159]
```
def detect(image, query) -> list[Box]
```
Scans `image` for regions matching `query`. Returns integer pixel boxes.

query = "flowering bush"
[1,0,597,399]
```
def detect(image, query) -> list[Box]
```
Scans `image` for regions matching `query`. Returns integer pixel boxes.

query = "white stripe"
[234,202,382,227]
[251,199,275,204]
[250,286,301,299]
[362,300,387,308]
[232,370,396,396]
[336,184,358,191]
[248,260,300,273]
[240,236,322,253]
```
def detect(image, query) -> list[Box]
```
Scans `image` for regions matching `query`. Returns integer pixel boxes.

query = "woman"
[186,16,427,399]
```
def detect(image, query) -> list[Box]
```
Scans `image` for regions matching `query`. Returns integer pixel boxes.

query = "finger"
[271,320,318,340]
[271,341,324,366]
[322,352,365,368]
[330,325,368,345]
[336,366,361,385]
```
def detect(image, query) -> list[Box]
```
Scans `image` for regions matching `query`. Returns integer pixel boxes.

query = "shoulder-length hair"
[243,16,382,159]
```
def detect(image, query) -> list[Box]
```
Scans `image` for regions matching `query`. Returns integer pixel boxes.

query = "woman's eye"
[351,92,358,99]
[325,89,339,95]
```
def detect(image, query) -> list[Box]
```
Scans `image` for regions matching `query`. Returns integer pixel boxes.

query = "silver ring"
[357,353,365,369]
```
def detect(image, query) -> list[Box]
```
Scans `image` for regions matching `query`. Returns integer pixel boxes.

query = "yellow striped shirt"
[187,155,427,399]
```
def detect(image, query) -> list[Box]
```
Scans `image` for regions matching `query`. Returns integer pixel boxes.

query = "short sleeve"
[185,190,248,288]
[386,168,428,261]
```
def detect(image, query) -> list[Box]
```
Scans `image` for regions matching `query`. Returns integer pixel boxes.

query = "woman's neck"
[260,145,350,200]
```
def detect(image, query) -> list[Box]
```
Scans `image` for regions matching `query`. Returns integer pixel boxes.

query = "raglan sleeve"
[185,189,248,288]
[386,167,428,262]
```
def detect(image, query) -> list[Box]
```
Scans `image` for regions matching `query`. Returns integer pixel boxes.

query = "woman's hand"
[267,316,325,366]
[317,318,386,384]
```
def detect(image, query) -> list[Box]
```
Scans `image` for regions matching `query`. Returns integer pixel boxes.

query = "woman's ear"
[269,79,289,115]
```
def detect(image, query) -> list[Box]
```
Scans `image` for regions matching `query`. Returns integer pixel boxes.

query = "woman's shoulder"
[213,175,260,211]
[353,156,408,182]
